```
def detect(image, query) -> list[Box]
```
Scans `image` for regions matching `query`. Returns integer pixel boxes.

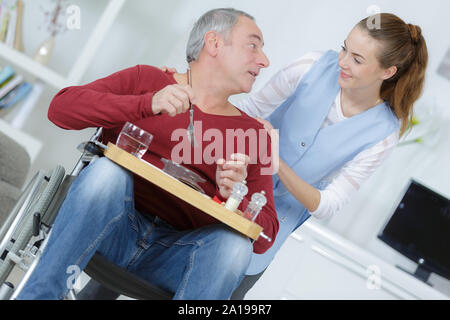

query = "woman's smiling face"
[338,26,396,90]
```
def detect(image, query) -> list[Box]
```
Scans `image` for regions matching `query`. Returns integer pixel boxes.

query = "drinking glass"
[116,122,153,159]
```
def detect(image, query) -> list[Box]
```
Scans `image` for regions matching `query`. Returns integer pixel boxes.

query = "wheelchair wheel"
[0,165,65,285]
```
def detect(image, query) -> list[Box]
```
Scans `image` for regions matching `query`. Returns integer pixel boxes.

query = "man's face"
[217,16,270,94]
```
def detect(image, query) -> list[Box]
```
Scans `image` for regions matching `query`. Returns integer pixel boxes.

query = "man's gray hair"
[186,8,254,63]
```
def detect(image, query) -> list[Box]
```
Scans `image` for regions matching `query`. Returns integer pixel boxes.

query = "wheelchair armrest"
[41,175,77,227]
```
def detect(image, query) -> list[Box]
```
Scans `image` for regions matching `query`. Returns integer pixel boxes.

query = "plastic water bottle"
[224,180,248,212]
[244,191,267,221]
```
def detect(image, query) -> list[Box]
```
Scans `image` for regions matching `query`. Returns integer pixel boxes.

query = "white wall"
[9,0,450,295]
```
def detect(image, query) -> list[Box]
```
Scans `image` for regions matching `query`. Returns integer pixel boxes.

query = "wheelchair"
[0,128,173,300]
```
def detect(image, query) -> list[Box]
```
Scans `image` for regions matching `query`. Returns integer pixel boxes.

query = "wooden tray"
[104,143,263,240]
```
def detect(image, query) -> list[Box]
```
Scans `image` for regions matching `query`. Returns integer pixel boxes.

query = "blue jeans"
[17,157,252,300]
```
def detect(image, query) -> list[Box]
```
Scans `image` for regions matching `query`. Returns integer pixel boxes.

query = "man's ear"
[203,31,221,57]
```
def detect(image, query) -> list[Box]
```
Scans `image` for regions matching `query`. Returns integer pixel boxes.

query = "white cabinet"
[245,221,449,300]
[279,236,398,299]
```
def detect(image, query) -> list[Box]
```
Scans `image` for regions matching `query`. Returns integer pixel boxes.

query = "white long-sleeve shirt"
[235,51,399,220]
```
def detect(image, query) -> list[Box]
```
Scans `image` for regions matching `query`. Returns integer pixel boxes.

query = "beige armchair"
[0,131,30,225]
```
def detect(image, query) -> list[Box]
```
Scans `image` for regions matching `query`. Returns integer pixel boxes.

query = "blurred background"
[0,0,448,299]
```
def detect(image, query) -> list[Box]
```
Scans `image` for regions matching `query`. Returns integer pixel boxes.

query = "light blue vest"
[247,50,399,275]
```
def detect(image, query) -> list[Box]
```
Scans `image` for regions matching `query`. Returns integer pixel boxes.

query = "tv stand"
[396,264,434,287]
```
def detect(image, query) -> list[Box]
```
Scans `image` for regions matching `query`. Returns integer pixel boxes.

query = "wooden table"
[104,143,264,240]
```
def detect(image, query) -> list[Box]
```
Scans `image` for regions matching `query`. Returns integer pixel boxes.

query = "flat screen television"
[378,180,450,285]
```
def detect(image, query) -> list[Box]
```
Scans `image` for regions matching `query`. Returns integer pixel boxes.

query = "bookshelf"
[0,0,126,91]
[0,0,126,165]
[0,41,67,89]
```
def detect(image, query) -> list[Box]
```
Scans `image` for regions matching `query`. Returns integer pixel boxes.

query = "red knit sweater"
[48,65,278,253]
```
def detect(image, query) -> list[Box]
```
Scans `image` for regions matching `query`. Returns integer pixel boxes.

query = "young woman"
[230,12,428,299]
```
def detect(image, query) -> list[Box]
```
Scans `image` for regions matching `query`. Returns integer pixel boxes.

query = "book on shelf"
[0,72,22,98]
[0,81,31,109]
[0,64,32,111]
[0,0,23,51]
[0,0,10,42]
[0,65,14,84]
[4,0,16,47]
[13,0,22,51]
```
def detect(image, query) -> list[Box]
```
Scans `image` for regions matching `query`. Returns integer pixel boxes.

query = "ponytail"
[358,14,429,137]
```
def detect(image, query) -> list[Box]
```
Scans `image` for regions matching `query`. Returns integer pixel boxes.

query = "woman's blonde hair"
[358,13,428,137]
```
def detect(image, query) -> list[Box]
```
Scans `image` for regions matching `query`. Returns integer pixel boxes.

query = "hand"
[161,66,178,73]
[255,117,274,133]
[152,84,194,117]
[216,154,250,199]
[256,117,279,139]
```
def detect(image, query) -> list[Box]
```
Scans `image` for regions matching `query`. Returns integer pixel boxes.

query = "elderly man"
[18,8,277,300]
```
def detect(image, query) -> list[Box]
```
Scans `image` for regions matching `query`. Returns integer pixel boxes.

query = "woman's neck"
[340,86,383,118]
